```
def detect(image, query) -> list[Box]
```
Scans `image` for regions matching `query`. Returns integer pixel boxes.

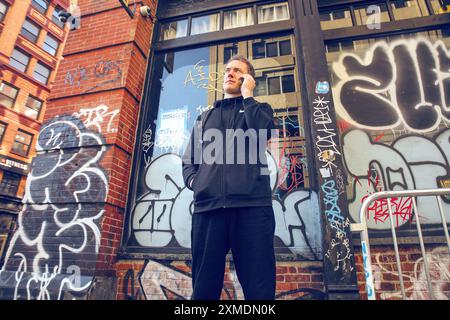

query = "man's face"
[223,60,248,94]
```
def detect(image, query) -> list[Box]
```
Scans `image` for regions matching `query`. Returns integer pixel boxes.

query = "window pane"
[0,122,5,142]
[21,19,40,43]
[9,49,30,72]
[354,3,391,26]
[0,1,8,22]
[252,42,266,59]
[191,14,220,35]
[31,0,48,14]
[268,77,281,95]
[391,0,429,20]
[0,82,18,109]
[224,7,254,30]
[254,76,267,96]
[33,62,51,84]
[279,40,292,56]
[258,2,290,24]
[43,34,59,55]
[224,45,238,63]
[320,9,353,30]
[282,74,295,93]
[12,131,33,156]
[52,6,65,28]
[25,96,43,119]
[0,172,21,196]
[266,42,278,57]
[160,19,188,40]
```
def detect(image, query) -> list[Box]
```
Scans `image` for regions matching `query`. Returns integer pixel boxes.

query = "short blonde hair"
[225,55,256,78]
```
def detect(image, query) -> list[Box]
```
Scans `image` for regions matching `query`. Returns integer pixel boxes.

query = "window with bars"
[33,62,51,84]
[12,130,33,156]
[31,0,49,15]
[0,82,18,109]
[0,171,21,197]
[9,49,31,73]
[21,19,41,43]
[24,95,43,120]
[43,33,60,56]
[0,0,9,22]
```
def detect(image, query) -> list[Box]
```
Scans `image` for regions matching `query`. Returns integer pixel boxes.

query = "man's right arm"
[182,116,201,190]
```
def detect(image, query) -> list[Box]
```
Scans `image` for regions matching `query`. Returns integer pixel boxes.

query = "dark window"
[0,0,9,22]
[43,33,59,56]
[282,75,295,93]
[254,76,267,96]
[326,42,341,53]
[0,122,6,144]
[31,0,49,15]
[21,19,41,43]
[12,130,33,156]
[52,5,65,28]
[0,82,18,109]
[392,0,409,9]
[224,45,238,63]
[33,62,51,84]
[268,77,281,95]
[279,40,292,56]
[24,95,43,119]
[9,49,30,72]
[332,10,346,19]
[0,172,21,196]
[266,42,278,57]
[252,42,266,59]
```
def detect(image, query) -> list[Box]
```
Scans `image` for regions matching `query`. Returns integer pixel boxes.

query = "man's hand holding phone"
[239,74,255,99]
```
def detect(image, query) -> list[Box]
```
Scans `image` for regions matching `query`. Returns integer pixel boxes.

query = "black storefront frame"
[119,0,321,260]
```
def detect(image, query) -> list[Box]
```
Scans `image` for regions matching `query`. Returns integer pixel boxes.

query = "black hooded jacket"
[182,96,275,213]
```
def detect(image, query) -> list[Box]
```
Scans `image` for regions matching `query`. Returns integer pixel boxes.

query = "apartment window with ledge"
[160,19,188,41]
[21,19,41,43]
[0,172,21,197]
[0,122,6,145]
[258,2,290,24]
[224,45,238,63]
[191,14,220,35]
[43,33,60,56]
[257,74,296,96]
[252,39,292,59]
[31,0,49,15]
[52,5,65,28]
[24,95,43,120]
[33,62,51,84]
[390,0,429,20]
[12,130,33,156]
[320,9,353,30]
[0,82,18,109]
[0,0,8,22]
[9,49,30,73]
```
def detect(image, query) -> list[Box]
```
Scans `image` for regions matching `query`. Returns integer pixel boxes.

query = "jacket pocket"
[193,164,221,202]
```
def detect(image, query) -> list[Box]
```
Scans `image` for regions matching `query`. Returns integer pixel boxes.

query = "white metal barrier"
[350,188,450,300]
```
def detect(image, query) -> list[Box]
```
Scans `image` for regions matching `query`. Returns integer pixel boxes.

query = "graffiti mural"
[333,38,450,133]
[0,115,108,299]
[129,152,321,260]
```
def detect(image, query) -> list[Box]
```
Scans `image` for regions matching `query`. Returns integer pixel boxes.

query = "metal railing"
[350,188,450,300]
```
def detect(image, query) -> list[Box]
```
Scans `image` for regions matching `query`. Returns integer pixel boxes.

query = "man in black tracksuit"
[182,55,276,300]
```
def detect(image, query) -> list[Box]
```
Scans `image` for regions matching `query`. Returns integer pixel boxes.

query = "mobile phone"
[239,77,245,86]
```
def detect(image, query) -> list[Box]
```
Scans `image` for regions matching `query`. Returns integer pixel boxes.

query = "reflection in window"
[33,62,51,84]
[252,39,292,59]
[224,8,254,30]
[0,0,9,22]
[320,9,353,30]
[12,130,33,156]
[160,19,188,40]
[0,172,21,196]
[224,44,238,63]
[258,2,290,24]
[0,122,5,144]
[24,95,43,119]
[0,82,18,109]
[191,14,220,35]
[390,0,429,20]
[430,0,450,14]
[354,3,391,26]
[255,76,267,96]
[9,48,30,72]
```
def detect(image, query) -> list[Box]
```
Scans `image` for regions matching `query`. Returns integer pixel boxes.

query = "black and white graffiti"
[333,38,450,133]
[343,128,450,229]
[129,153,322,259]
[0,115,108,299]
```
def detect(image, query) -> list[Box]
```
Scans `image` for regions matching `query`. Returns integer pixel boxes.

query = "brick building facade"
[0,0,449,300]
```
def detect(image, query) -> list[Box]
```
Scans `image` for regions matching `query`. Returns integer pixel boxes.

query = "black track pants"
[191,206,276,300]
